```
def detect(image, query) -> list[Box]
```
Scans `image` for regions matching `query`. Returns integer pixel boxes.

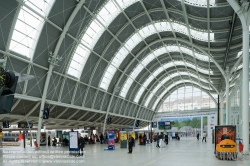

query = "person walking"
[202,132,207,142]
[155,133,160,148]
[48,135,51,146]
[128,135,134,154]
[196,133,199,141]
[78,133,85,156]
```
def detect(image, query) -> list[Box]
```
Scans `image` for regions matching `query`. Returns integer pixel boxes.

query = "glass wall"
[158,86,217,112]
[229,72,243,139]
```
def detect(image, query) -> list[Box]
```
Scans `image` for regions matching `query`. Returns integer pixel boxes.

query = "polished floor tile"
[0,137,249,166]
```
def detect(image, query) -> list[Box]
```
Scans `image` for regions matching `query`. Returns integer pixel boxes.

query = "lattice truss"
[0,0,245,129]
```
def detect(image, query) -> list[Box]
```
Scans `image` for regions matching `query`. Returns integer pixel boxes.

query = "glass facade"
[158,86,217,112]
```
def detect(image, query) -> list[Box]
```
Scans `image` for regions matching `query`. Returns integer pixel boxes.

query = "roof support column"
[37,64,54,149]
[219,92,224,125]
[242,23,249,153]
[225,67,230,125]
[227,0,250,153]
[36,0,85,149]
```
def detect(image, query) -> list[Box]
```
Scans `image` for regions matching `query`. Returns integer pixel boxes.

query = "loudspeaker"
[0,95,14,114]
[43,108,50,119]
[2,121,10,128]
[0,76,18,114]
[135,120,140,127]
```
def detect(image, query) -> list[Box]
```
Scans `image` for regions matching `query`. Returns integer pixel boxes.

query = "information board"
[158,121,165,130]
[69,132,78,148]
[151,122,157,128]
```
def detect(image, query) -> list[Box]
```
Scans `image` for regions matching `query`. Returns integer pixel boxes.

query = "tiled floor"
[0,137,249,166]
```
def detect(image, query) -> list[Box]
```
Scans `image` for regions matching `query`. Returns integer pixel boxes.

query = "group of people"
[196,132,207,142]
[138,134,147,145]
[154,133,169,148]
[48,135,69,146]
[83,133,105,144]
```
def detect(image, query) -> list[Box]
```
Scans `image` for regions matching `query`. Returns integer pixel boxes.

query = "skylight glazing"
[9,0,55,59]
[181,0,216,6]
[144,72,210,107]
[67,0,139,79]
[133,61,213,103]
[120,45,210,97]
[100,21,213,90]
[152,80,213,110]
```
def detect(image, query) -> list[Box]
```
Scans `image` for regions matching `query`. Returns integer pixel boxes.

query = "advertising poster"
[214,125,236,151]
[40,132,47,145]
[69,132,78,149]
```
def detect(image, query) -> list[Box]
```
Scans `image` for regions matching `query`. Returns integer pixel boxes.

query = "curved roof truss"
[153,82,217,111]
[120,44,212,98]
[100,20,215,90]
[144,71,216,108]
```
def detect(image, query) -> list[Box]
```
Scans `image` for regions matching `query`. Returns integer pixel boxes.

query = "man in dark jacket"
[78,133,85,156]
[155,133,160,148]
[128,135,134,154]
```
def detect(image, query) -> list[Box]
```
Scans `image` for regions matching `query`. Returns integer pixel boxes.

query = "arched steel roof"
[0,0,245,128]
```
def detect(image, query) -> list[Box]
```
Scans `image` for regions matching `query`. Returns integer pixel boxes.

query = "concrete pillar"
[242,24,249,153]
[225,67,230,125]
[201,116,203,136]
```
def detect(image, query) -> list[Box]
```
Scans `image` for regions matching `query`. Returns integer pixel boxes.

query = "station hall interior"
[0,0,250,165]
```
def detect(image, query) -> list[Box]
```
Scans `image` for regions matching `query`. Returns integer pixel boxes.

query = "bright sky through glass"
[144,72,211,107]
[120,45,210,98]
[9,0,55,59]
[100,21,213,90]
[67,0,140,78]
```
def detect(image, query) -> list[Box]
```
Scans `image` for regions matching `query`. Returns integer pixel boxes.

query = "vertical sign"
[69,131,78,155]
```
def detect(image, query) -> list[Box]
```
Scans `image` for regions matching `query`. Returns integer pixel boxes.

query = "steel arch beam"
[148,78,216,109]
[36,0,86,148]
[145,76,217,109]
[106,37,227,125]
[126,55,219,107]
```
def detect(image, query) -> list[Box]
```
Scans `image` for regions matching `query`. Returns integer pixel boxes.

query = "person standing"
[196,133,199,141]
[48,135,51,146]
[143,133,147,145]
[78,133,85,156]
[100,133,104,144]
[128,135,134,154]
[202,132,207,142]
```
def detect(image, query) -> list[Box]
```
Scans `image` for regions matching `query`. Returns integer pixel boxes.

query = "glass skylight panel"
[68,0,139,79]
[9,0,55,58]
[134,87,145,103]
[182,0,216,6]
[101,21,212,90]
[171,22,214,41]
[68,45,90,79]
[134,61,212,103]
[237,51,242,58]
[25,0,55,16]
[151,80,214,110]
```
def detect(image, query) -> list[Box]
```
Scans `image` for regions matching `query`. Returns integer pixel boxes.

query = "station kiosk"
[120,131,127,148]
[105,130,115,150]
